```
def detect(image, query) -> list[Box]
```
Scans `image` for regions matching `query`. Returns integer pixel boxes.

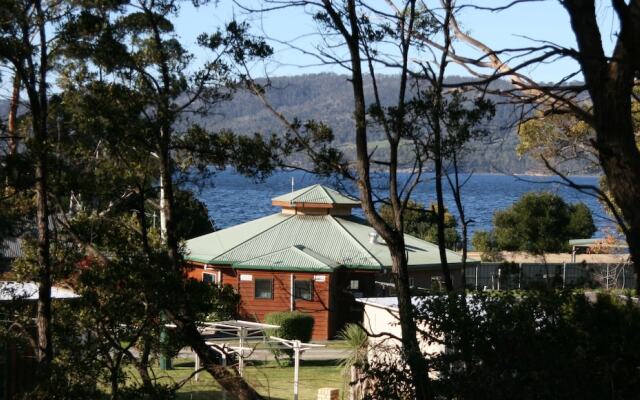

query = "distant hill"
[193,73,545,173]
[1,73,582,173]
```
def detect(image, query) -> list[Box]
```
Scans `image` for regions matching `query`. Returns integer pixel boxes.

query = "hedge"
[264,311,315,362]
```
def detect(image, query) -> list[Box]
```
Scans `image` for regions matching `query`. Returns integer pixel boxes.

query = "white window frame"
[203,272,217,285]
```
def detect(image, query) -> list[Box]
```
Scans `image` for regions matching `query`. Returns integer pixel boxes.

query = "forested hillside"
[0,73,585,173]
[193,73,547,173]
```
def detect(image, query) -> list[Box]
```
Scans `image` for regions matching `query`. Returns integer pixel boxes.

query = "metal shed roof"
[569,238,628,248]
[1,238,22,259]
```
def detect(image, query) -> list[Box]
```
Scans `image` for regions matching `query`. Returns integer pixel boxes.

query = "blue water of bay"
[195,170,614,240]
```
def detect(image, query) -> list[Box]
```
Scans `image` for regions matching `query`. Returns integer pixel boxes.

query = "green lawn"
[137,357,347,400]
[250,339,349,350]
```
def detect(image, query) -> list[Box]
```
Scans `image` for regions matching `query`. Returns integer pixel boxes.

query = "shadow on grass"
[176,389,287,400]
[172,360,196,368]
[248,359,342,368]
[170,358,342,400]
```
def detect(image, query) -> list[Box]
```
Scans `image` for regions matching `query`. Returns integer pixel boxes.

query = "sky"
[0,0,619,99]
[172,0,618,82]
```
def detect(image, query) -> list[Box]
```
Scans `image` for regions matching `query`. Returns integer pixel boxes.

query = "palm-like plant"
[338,323,369,400]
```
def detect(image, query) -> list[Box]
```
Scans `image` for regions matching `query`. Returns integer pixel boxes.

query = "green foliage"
[198,283,240,322]
[517,105,640,233]
[517,112,598,173]
[473,192,596,255]
[470,230,502,261]
[426,291,640,400]
[265,311,314,342]
[380,200,460,250]
[363,291,640,400]
[337,323,368,372]
[173,189,214,240]
[567,202,597,239]
[265,311,315,362]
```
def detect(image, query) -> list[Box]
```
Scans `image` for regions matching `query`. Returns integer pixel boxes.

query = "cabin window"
[255,279,273,299]
[294,279,313,301]
[203,272,216,285]
[349,279,359,290]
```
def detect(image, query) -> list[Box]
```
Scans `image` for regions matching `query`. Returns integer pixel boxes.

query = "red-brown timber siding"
[236,270,331,340]
[185,262,332,340]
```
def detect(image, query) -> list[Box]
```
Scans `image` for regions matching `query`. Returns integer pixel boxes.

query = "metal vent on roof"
[369,231,379,244]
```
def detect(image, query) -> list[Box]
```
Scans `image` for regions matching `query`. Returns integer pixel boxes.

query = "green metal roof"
[334,215,472,269]
[213,214,381,270]
[185,212,475,273]
[272,184,360,206]
[185,213,286,264]
[234,245,339,272]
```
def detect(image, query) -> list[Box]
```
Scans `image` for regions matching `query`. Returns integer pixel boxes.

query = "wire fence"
[465,262,636,290]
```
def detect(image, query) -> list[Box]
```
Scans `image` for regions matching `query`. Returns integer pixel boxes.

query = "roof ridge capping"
[292,244,341,269]
[232,244,338,272]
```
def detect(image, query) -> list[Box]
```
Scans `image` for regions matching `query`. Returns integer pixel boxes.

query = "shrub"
[380,200,461,250]
[478,192,597,255]
[471,230,503,261]
[363,291,640,399]
[264,311,314,362]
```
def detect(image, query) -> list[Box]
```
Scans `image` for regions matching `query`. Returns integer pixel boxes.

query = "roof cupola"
[271,184,360,216]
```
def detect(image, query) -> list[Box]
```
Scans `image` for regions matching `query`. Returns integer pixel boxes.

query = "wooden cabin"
[184,184,473,340]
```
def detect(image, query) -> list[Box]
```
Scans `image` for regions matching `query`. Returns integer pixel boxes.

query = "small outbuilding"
[357,297,443,366]
[185,184,471,339]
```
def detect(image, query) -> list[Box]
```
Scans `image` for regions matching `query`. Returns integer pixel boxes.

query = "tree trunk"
[110,354,124,400]
[157,128,264,399]
[594,100,640,291]
[134,337,154,391]
[562,0,640,290]
[168,312,265,400]
[7,73,19,156]
[33,0,53,366]
[460,221,468,290]
[431,2,455,292]
[319,0,432,397]
[450,152,468,291]
[433,149,454,291]
[390,249,431,399]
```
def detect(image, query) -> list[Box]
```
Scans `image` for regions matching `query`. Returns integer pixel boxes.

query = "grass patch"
[127,357,347,400]
[248,339,349,350]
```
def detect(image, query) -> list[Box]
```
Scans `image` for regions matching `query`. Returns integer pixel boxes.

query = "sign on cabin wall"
[240,274,253,281]
[314,275,326,282]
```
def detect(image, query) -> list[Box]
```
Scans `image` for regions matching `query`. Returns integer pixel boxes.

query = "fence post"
[623,264,626,288]
[562,262,566,288]
[518,263,522,289]
[606,264,610,290]
[497,268,501,291]
[475,265,479,290]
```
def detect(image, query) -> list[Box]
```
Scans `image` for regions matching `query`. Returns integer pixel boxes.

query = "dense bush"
[472,192,596,255]
[380,200,461,250]
[264,311,314,362]
[363,291,640,400]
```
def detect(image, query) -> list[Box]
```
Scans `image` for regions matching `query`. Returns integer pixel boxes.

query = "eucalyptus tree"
[58,0,276,397]
[0,0,75,370]
[426,0,640,289]
[233,0,493,397]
